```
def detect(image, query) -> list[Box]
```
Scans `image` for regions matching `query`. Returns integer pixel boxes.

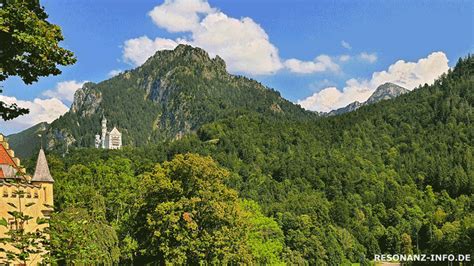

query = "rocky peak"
[140,45,230,103]
[143,44,227,73]
[365,82,409,104]
[328,101,363,116]
[71,82,102,117]
[324,82,409,116]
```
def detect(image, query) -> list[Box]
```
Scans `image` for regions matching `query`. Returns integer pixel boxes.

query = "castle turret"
[101,116,107,148]
[95,116,122,150]
[31,148,54,207]
[95,134,101,148]
[1,136,53,264]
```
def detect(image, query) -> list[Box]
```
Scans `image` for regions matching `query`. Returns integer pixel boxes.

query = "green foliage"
[0,95,29,121]
[134,154,253,264]
[0,0,76,121]
[14,55,474,264]
[45,152,287,264]
[152,55,473,263]
[240,199,285,265]
[0,0,76,84]
[49,206,119,264]
[10,45,311,154]
[47,156,135,263]
[5,122,47,158]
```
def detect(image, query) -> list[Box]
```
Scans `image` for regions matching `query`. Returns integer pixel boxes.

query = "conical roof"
[31,148,54,183]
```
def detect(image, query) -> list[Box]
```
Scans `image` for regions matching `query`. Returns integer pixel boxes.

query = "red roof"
[0,143,16,166]
[0,143,17,178]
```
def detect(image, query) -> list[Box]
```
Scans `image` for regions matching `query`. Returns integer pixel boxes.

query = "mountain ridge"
[327,82,409,116]
[6,122,48,158]
[4,50,473,264]
[8,45,313,158]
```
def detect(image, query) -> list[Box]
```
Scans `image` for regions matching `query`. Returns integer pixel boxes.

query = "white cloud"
[339,55,351,62]
[359,52,377,63]
[0,80,90,133]
[123,0,349,75]
[298,51,450,112]
[108,69,123,77]
[124,0,366,76]
[284,55,340,74]
[42,80,87,103]
[298,87,342,113]
[148,0,215,32]
[192,12,283,74]
[0,95,69,133]
[341,40,352,50]
[123,36,183,66]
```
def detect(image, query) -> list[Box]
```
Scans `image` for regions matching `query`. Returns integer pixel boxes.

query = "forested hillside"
[7,122,48,158]
[23,55,472,264]
[9,45,312,156]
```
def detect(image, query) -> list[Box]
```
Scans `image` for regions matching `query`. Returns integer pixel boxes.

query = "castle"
[0,134,54,265]
[95,116,122,149]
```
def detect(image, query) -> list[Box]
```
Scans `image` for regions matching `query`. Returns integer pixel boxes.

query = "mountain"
[6,122,48,158]
[49,55,474,264]
[7,50,472,264]
[327,82,409,116]
[327,100,363,116]
[9,45,312,158]
[365,82,409,104]
[166,55,473,263]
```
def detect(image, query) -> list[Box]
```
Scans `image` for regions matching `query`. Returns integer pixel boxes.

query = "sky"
[0,0,473,134]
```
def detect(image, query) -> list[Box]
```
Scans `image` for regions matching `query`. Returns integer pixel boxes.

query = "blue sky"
[1,0,472,134]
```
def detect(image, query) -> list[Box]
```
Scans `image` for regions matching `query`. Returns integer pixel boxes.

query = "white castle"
[95,116,122,149]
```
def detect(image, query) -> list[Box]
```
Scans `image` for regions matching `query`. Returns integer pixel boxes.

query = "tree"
[14,54,472,264]
[400,233,413,255]
[134,154,254,264]
[240,199,285,265]
[0,0,76,120]
[49,201,120,264]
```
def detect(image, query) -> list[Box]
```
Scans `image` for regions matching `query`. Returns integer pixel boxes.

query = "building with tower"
[0,134,54,265]
[95,116,122,149]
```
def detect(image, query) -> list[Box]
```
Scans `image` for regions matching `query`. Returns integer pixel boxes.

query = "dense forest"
[8,45,313,158]
[18,55,473,264]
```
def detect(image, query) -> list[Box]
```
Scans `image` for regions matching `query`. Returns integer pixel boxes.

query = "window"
[111,135,120,146]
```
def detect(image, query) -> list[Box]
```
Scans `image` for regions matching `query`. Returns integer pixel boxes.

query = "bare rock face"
[325,82,409,116]
[365,82,409,105]
[71,82,102,117]
[270,103,283,113]
[328,101,363,116]
[45,128,76,151]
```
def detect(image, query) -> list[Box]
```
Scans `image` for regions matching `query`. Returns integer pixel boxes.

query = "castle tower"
[1,135,54,265]
[101,116,107,149]
[31,148,55,208]
[95,134,101,148]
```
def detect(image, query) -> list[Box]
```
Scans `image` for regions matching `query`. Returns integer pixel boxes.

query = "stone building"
[0,134,54,265]
[95,116,122,149]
